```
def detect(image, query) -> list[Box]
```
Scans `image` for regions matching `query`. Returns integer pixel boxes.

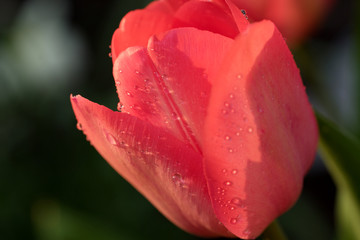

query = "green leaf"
[317,113,360,240]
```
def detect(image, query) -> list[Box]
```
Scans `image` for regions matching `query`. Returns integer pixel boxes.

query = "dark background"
[0,0,358,239]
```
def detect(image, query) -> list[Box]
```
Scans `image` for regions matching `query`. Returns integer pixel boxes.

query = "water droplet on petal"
[224,102,230,107]
[135,70,139,74]
[108,53,112,58]
[235,132,240,136]
[231,197,245,208]
[237,74,242,79]
[229,93,234,99]
[76,122,83,130]
[117,102,123,112]
[240,9,249,19]
[230,218,238,224]
[228,148,234,153]
[126,91,132,97]
[225,135,231,141]
[231,169,238,175]
[224,181,232,186]
[248,127,253,133]
[105,132,118,146]
[222,169,227,174]
[243,229,251,236]
[172,173,185,187]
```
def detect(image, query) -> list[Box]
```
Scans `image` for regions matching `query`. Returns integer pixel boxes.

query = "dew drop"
[222,169,227,174]
[229,93,234,99]
[119,69,123,73]
[231,169,238,175]
[248,127,253,133]
[224,102,230,107]
[228,148,234,153]
[224,181,232,186]
[240,9,249,19]
[230,218,238,224]
[76,122,83,130]
[235,132,240,136]
[135,70,139,74]
[172,173,185,187]
[243,229,251,236]
[126,91,132,96]
[237,74,242,79]
[222,109,228,115]
[230,197,244,208]
[108,53,112,58]
[229,206,235,211]
[132,104,142,111]
[117,102,123,112]
[105,132,118,146]
[224,135,231,141]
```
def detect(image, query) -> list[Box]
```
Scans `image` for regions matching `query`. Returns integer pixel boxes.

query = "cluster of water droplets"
[172,173,189,189]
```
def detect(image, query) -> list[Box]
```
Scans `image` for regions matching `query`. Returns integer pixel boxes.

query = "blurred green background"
[0,0,359,239]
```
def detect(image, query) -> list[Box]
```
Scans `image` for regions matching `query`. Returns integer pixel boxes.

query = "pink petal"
[110,9,173,62]
[172,0,239,38]
[70,95,232,237]
[113,28,233,150]
[203,20,318,239]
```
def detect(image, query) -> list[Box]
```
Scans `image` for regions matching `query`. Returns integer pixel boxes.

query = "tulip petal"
[224,0,249,33]
[111,8,173,62]
[163,0,190,11]
[114,28,233,150]
[172,0,239,38]
[145,0,173,13]
[147,28,233,146]
[203,20,318,239]
[70,95,232,237]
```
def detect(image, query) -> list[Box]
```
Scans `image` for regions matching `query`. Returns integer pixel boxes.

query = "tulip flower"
[71,0,318,238]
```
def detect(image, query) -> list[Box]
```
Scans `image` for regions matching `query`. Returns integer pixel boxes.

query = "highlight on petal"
[70,95,232,238]
[203,20,318,239]
[110,9,173,62]
[113,27,233,149]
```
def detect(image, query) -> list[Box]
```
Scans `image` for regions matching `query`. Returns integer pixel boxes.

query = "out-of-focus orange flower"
[232,0,334,44]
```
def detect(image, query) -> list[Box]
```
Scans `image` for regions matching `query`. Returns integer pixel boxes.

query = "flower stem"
[259,220,287,240]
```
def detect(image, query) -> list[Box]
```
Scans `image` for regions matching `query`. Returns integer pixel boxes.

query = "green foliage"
[317,113,360,240]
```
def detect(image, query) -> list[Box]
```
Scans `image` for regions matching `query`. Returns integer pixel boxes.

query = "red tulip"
[71,0,318,239]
